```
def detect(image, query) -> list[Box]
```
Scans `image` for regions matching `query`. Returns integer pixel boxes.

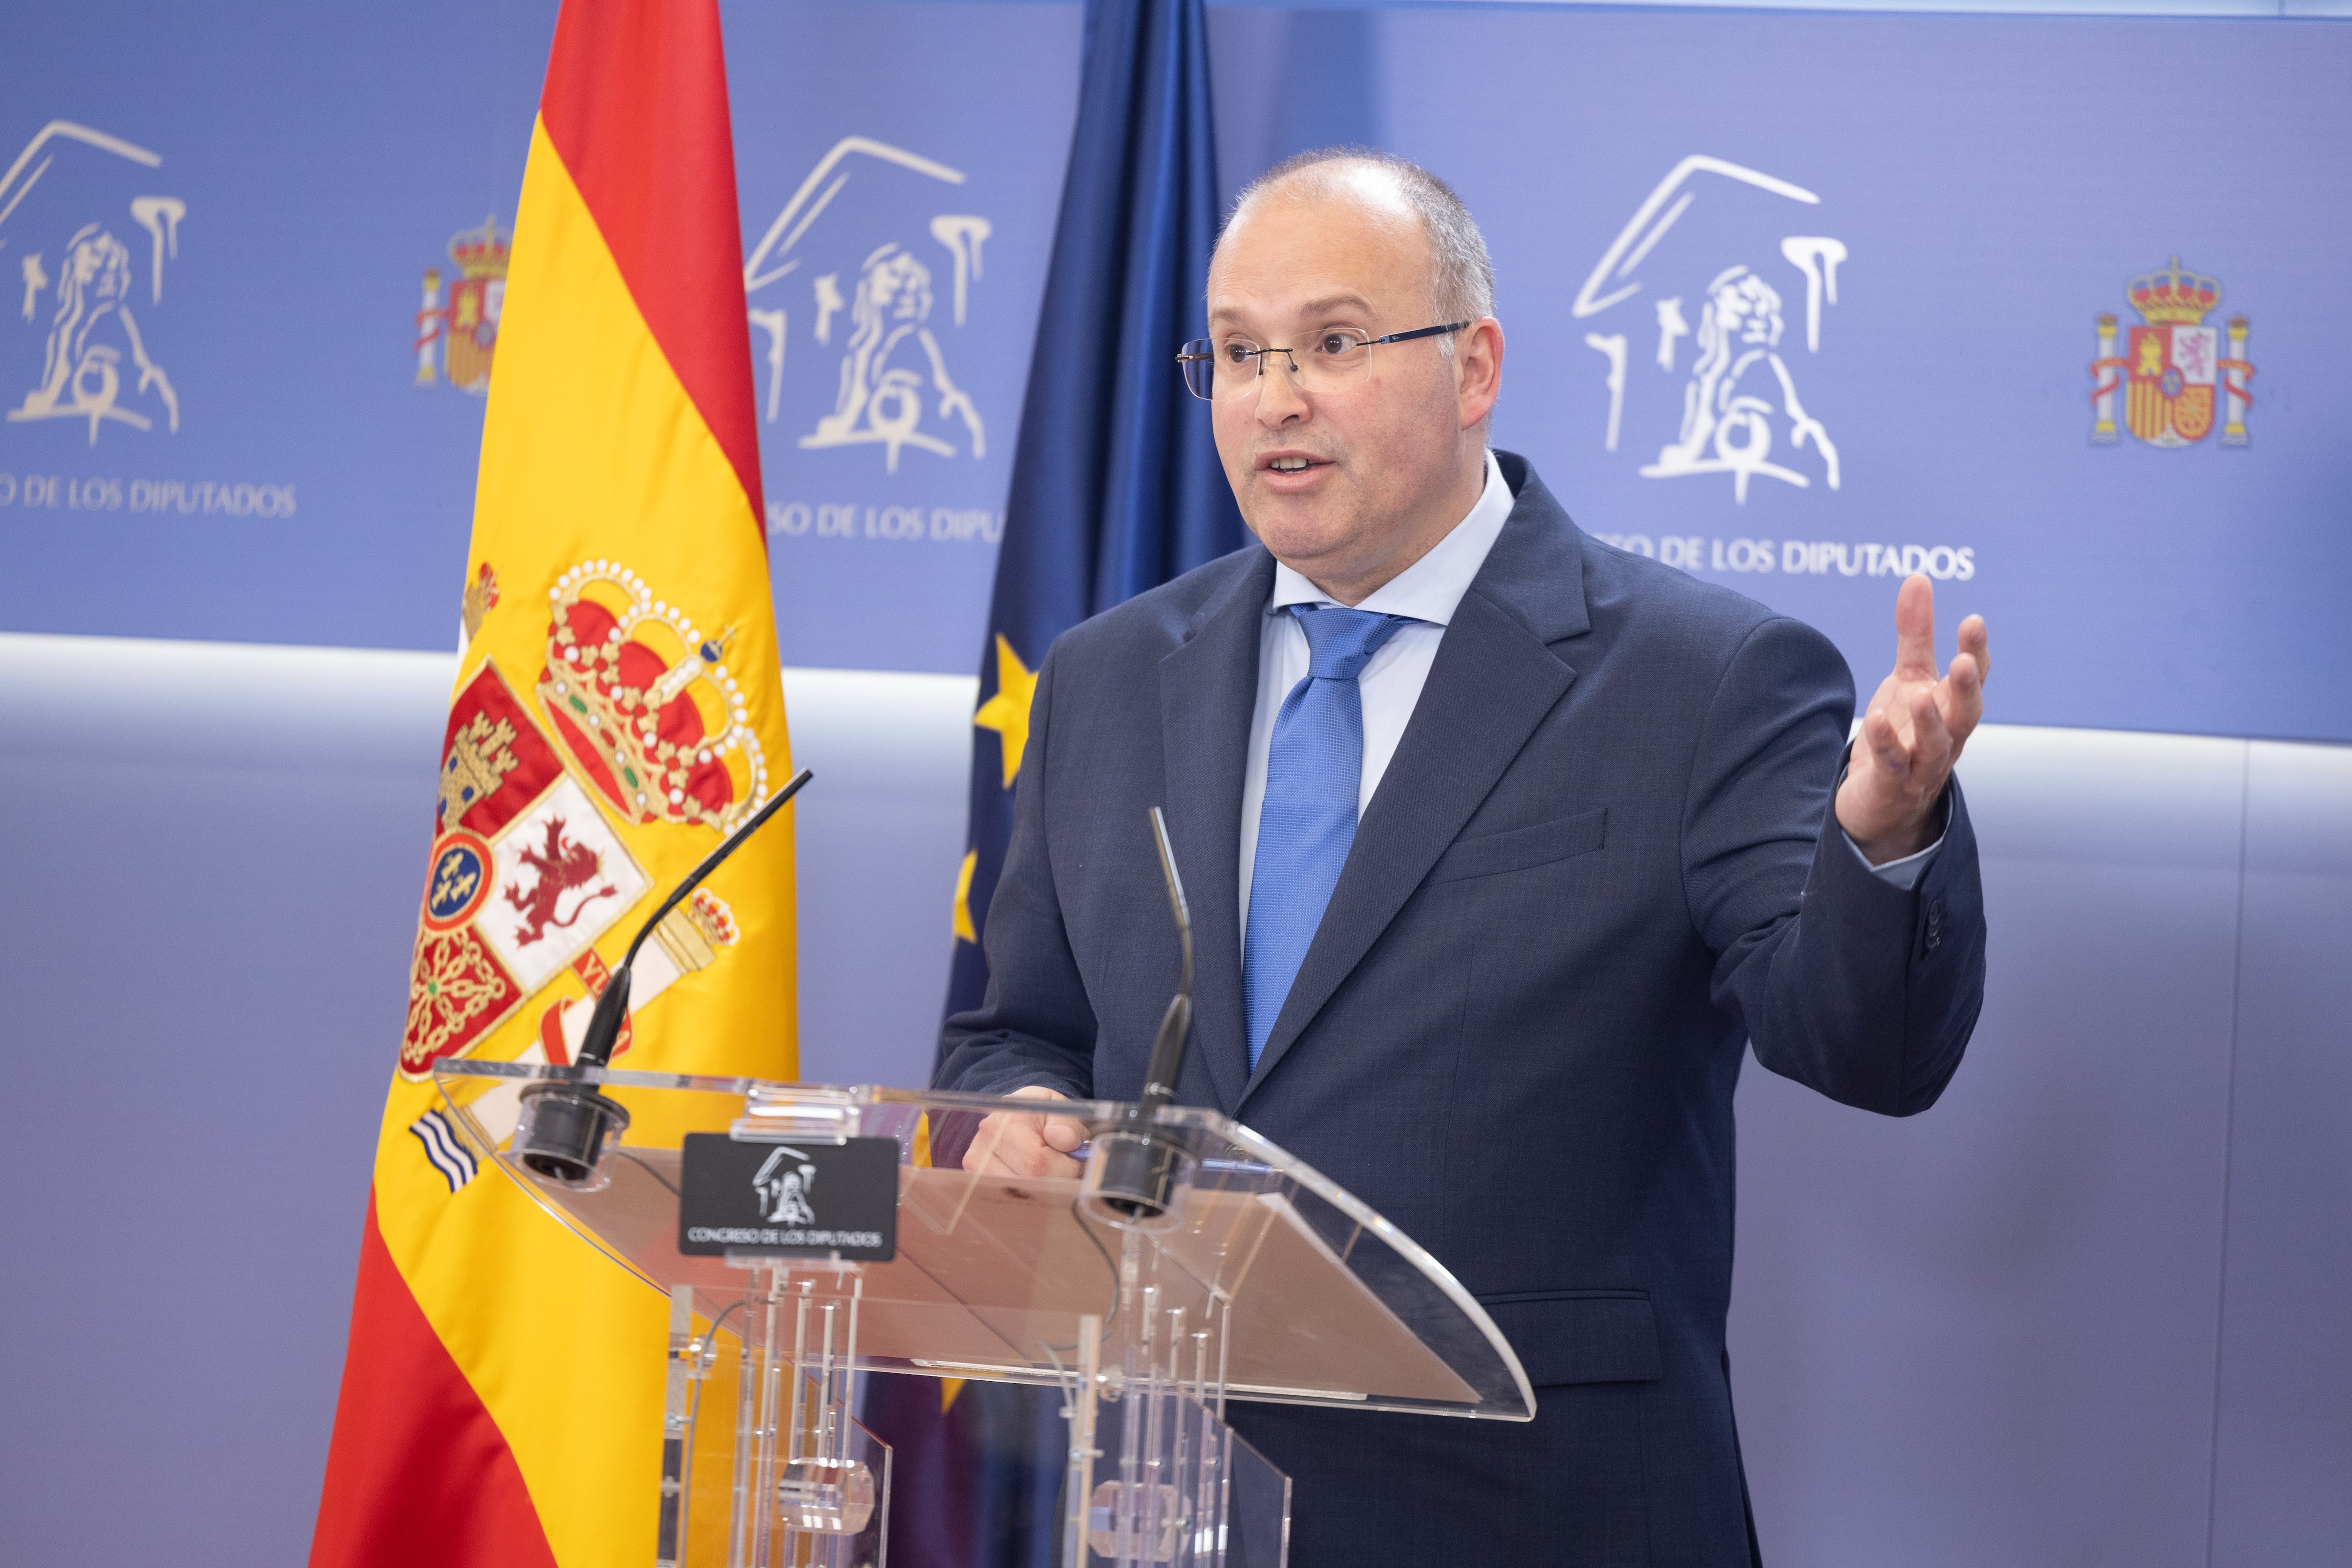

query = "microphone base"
[513,1082,632,1189]
[1078,1128,1195,1233]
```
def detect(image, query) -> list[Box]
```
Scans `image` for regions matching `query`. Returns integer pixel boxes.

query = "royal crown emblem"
[535,561,772,834]
[447,216,512,280]
[2091,257,2252,449]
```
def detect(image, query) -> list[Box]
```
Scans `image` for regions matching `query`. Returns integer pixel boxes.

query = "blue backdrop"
[1,1,2346,738]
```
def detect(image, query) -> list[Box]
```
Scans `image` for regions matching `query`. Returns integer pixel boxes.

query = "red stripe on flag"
[309,1194,561,1568]
[537,0,766,532]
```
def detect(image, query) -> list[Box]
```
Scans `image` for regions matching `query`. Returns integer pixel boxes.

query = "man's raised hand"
[1835,574,1989,864]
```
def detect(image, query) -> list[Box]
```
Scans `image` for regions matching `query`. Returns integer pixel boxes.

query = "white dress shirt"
[1237,450,1939,944]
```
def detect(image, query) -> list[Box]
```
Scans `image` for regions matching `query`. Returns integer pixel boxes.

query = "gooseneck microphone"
[1136,808,1193,1114]
[573,766,815,1069]
[1084,808,1196,1225]
[514,767,814,1184]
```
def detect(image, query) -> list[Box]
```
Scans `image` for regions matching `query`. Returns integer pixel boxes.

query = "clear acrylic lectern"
[435,1061,1534,1568]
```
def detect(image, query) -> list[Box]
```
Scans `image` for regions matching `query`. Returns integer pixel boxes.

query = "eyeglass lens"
[1180,331,1378,400]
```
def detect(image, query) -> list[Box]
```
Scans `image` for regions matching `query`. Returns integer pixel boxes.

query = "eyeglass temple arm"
[1371,320,1472,346]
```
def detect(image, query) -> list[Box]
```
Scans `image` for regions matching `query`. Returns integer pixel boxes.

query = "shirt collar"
[1267,448,1516,627]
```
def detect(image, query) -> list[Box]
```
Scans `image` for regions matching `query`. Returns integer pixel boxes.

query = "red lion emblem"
[504,816,616,947]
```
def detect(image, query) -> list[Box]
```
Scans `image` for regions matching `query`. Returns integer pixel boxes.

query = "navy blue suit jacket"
[938,453,1987,1567]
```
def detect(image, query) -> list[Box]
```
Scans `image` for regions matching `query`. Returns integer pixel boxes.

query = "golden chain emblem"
[401,926,516,1074]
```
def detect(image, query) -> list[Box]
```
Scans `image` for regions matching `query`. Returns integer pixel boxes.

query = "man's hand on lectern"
[964,1085,1085,1178]
[1836,574,1991,865]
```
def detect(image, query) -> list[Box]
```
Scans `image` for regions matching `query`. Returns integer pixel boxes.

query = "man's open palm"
[1836,574,1990,863]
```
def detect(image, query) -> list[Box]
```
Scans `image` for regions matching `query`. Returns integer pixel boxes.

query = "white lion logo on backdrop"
[15,221,179,441]
[741,137,993,474]
[801,239,982,471]
[1,121,186,446]
[1573,156,1846,504]
[1643,260,1837,503]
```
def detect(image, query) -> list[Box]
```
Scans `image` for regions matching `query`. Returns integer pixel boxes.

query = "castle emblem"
[437,712,519,832]
[414,216,510,394]
[2091,257,2252,448]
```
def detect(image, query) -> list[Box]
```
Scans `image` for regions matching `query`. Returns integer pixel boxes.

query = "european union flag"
[946,0,1241,1037]
[864,0,1239,1562]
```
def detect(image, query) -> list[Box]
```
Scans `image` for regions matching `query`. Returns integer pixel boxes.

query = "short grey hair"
[1222,147,1496,335]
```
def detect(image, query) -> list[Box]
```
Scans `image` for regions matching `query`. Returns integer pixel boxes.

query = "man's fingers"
[1862,703,1911,777]
[1016,1143,1081,1179]
[1957,613,1991,686]
[1908,683,1955,778]
[1893,574,1938,679]
[1947,650,1981,699]
[966,1097,1086,1178]
[1009,1085,1081,1155]
[1940,651,1985,748]
[964,1111,1024,1173]
[1852,597,1980,847]
[975,1121,1071,1178]
[969,1111,1041,1172]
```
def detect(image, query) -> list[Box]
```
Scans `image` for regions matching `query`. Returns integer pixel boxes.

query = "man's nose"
[1253,350,1311,425]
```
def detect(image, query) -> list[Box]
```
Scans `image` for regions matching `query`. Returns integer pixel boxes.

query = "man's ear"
[1457,317,1504,431]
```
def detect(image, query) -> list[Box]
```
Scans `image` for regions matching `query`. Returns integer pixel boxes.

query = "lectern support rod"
[1064,1313,1103,1568]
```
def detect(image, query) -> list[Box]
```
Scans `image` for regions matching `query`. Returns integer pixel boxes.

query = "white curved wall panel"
[0,631,2344,1565]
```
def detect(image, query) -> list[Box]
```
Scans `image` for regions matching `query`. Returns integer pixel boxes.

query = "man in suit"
[936,149,1989,1566]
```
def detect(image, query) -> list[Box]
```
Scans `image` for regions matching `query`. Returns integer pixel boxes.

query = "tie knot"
[1294,605,1410,682]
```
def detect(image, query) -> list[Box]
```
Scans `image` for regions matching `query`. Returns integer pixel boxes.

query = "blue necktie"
[1243,605,1413,1069]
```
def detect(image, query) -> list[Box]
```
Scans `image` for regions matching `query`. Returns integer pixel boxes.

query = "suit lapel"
[1240,463,1591,1105]
[1158,549,1274,1113]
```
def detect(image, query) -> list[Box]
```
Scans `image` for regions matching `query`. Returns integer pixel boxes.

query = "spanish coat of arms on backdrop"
[2091,257,2253,448]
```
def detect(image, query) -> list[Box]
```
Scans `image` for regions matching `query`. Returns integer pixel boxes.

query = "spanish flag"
[310,4,791,1564]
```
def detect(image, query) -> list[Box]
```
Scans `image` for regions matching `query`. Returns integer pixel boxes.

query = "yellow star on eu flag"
[972,633,1039,789]
[951,848,979,943]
